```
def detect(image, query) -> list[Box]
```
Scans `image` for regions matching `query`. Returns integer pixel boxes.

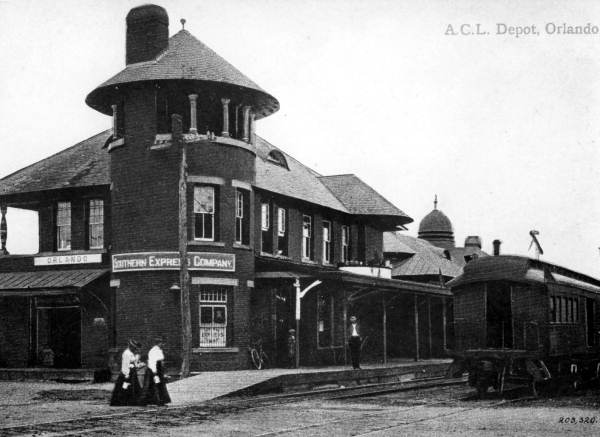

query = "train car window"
[549,296,556,322]
[550,295,579,324]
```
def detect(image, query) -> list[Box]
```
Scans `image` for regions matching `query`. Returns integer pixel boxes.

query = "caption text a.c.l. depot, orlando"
[445,22,600,38]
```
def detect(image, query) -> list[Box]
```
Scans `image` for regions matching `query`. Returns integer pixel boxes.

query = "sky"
[1,0,600,276]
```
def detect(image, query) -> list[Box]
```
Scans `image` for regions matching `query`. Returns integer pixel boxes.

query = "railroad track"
[0,376,476,436]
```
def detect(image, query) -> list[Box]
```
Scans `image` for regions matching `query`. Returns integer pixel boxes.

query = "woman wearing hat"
[110,339,143,406]
[139,336,171,406]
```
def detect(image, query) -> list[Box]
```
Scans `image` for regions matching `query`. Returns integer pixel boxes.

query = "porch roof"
[254,256,450,297]
[0,269,108,296]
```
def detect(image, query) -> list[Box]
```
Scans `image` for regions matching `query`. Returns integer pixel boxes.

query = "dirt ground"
[0,380,118,428]
[2,382,600,436]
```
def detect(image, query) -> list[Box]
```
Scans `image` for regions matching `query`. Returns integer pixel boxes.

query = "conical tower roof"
[86,29,279,119]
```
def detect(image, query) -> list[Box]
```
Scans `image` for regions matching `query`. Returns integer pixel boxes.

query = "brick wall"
[0,297,30,367]
[80,278,113,368]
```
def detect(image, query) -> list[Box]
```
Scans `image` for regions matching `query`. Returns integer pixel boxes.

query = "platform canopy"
[0,269,109,296]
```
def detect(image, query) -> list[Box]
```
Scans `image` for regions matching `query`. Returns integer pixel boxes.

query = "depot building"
[0,5,451,372]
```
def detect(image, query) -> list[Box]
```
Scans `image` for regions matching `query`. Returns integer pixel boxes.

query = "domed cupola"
[418,195,455,249]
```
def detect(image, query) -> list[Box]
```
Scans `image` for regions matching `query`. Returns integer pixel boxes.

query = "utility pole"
[174,114,192,378]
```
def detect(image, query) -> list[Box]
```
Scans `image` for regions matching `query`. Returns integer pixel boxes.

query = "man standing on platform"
[348,315,362,369]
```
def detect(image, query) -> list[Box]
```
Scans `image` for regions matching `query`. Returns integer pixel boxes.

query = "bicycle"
[248,338,270,370]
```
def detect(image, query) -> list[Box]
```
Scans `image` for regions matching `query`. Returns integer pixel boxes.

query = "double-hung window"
[322,220,332,264]
[261,202,272,253]
[235,189,250,245]
[277,207,287,256]
[341,225,350,262]
[56,201,71,251]
[194,186,215,241]
[199,288,227,347]
[88,199,104,249]
[302,215,312,260]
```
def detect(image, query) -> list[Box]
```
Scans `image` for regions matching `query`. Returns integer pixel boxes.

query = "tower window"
[199,288,228,347]
[235,189,250,245]
[194,186,216,241]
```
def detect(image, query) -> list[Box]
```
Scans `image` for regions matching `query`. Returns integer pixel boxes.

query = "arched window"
[267,150,289,169]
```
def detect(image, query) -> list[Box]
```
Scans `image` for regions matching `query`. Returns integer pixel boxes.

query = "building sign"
[112,252,235,273]
[34,253,103,266]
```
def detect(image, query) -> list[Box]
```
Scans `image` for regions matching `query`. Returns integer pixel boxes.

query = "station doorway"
[36,305,81,368]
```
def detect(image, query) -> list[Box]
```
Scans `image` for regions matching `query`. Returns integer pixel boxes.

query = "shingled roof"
[0,132,408,224]
[0,131,111,197]
[254,137,348,212]
[86,30,279,119]
[319,174,412,223]
[384,233,462,279]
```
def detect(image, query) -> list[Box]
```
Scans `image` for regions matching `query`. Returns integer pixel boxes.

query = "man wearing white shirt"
[348,315,362,370]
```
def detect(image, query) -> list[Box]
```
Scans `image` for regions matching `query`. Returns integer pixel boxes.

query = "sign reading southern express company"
[112,252,235,272]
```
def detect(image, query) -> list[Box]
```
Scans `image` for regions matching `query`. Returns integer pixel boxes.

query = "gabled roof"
[0,131,111,197]
[319,174,412,224]
[86,30,279,119]
[384,233,462,278]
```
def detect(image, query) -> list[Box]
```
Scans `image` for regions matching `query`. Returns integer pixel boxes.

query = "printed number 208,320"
[559,417,597,424]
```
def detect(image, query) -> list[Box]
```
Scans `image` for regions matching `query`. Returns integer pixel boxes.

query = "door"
[586,298,595,347]
[486,282,513,348]
[37,306,81,368]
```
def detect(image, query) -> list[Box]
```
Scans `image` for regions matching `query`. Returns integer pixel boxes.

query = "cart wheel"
[251,349,262,370]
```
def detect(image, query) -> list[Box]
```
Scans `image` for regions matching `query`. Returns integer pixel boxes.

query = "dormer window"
[267,150,289,169]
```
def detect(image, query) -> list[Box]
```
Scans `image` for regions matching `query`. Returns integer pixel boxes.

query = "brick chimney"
[493,239,502,256]
[126,4,169,65]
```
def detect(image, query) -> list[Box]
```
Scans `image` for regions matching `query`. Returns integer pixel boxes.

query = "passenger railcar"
[447,255,600,396]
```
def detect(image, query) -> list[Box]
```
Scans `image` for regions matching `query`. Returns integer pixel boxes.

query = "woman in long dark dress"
[139,337,171,406]
[110,339,143,406]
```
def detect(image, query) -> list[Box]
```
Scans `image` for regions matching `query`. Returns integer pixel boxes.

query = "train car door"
[486,282,513,348]
[586,298,595,347]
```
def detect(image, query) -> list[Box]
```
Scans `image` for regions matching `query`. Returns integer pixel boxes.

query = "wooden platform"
[167,359,451,405]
